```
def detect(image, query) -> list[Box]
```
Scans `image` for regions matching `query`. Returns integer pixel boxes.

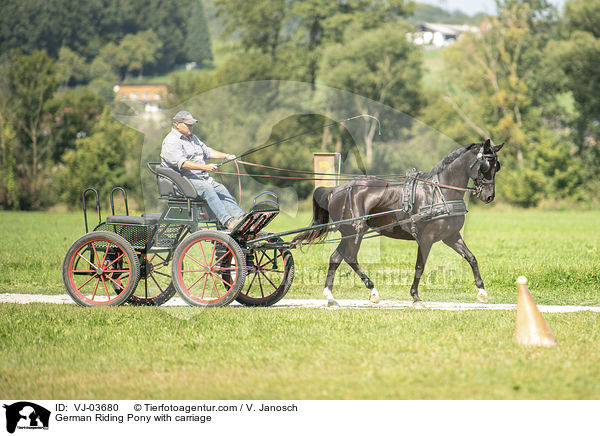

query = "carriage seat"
[106,214,160,226]
[154,166,199,199]
[148,163,217,222]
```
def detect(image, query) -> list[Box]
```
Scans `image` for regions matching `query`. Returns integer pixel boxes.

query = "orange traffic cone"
[514,276,557,347]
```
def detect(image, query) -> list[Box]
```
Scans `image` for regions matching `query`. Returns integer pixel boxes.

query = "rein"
[217,161,479,194]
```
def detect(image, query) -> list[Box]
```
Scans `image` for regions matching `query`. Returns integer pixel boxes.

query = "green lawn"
[0,209,598,399]
[1,304,599,399]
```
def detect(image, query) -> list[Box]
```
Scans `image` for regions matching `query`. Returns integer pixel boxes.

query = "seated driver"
[160,110,245,230]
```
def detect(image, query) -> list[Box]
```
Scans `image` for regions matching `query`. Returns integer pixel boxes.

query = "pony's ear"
[493,142,504,153]
[484,138,491,149]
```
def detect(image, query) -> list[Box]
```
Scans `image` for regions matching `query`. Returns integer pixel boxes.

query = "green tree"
[5,50,58,209]
[59,108,143,208]
[0,0,195,72]
[215,0,287,56]
[185,0,214,66]
[119,30,163,78]
[548,0,600,151]
[433,0,587,206]
[56,46,89,86]
[320,23,423,166]
[46,88,105,162]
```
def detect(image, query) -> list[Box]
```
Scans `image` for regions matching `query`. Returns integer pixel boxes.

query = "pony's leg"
[337,235,380,303]
[410,242,432,308]
[323,247,343,307]
[443,234,487,303]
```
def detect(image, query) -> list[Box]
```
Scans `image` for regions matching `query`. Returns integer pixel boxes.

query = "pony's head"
[469,139,503,203]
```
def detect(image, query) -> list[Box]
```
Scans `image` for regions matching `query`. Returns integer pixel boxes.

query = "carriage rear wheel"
[236,238,294,307]
[63,231,140,306]
[172,230,246,307]
[126,252,176,306]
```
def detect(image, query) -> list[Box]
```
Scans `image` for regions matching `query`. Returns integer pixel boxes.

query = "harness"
[399,170,468,241]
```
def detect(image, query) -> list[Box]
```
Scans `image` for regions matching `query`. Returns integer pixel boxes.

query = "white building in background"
[409,23,480,48]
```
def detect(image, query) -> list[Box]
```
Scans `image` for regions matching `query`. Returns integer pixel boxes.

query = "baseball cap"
[172,110,198,124]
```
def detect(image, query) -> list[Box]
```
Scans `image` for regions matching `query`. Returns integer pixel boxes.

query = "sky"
[419,0,565,15]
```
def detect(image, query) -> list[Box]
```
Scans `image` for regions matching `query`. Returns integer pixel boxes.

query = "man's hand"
[225,154,236,160]
[205,163,218,172]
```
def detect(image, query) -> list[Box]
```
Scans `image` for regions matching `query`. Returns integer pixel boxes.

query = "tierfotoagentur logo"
[3,402,50,433]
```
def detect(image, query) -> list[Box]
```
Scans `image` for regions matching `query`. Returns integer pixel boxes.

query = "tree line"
[0,0,598,210]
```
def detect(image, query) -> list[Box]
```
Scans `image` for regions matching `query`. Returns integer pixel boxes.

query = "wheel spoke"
[150,274,164,293]
[213,272,233,288]
[186,272,207,292]
[198,240,209,266]
[76,251,97,269]
[101,275,111,298]
[105,251,125,269]
[91,242,102,268]
[153,270,171,278]
[184,252,206,268]
[243,272,258,296]
[75,273,99,292]
[91,276,101,300]
[105,273,126,291]
[208,273,221,298]
[257,251,284,269]
[201,274,208,300]
[99,242,111,269]
[213,247,232,268]
[257,271,265,298]
[259,270,279,289]
[208,241,217,267]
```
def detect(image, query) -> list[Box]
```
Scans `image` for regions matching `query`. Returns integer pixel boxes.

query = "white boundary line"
[1,293,599,313]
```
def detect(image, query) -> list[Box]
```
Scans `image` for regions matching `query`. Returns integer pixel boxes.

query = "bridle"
[469,147,501,196]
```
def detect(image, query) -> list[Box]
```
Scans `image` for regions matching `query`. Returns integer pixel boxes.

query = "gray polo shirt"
[160,128,214,179]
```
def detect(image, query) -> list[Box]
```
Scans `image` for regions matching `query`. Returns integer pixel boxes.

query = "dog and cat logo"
[3,402,50,433]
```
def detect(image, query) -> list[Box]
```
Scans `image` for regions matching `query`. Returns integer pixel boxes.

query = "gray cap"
[173,110,198,124]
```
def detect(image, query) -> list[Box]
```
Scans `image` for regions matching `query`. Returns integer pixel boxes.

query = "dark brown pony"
[293,139,504,307]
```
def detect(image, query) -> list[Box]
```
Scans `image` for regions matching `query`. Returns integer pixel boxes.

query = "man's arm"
[209,150,236,160]
[181,160,218,172]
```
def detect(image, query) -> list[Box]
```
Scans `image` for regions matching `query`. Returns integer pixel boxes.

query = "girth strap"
[401,170,419,215]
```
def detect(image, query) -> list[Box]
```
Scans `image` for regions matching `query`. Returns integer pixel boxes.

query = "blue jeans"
[189,177,244,225]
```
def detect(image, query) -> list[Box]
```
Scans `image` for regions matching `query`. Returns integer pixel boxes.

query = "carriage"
[62,163,295,307]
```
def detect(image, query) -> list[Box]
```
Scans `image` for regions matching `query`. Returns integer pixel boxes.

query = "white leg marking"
[369,288,380,304]
[477,288,488,304]
[323,287,339,308]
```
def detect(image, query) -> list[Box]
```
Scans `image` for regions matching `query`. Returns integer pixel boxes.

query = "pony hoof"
[477,288,488,304]
[412,301,427,309]
[327,299,340,308]
[369,288,380,304]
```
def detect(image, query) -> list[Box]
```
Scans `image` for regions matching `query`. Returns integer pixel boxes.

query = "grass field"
[0,208,599,399]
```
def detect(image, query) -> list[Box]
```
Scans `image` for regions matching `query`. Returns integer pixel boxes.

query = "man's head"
[173,110,198,137]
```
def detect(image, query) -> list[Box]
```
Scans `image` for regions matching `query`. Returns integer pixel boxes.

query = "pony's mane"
[420,142,481,178]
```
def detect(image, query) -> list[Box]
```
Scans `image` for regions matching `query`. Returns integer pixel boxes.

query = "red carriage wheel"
[172,230,246,307]
[236,238,294,307]
[62,231,140,306]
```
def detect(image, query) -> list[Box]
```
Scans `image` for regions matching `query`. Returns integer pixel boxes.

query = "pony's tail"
[292,187,333,245]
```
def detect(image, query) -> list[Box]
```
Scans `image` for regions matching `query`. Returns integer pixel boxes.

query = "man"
[160,110,245,230]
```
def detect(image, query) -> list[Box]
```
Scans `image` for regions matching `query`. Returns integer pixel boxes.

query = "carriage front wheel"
[172,230,246,307]
[236,238,294,307]
[62,231,140,306]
